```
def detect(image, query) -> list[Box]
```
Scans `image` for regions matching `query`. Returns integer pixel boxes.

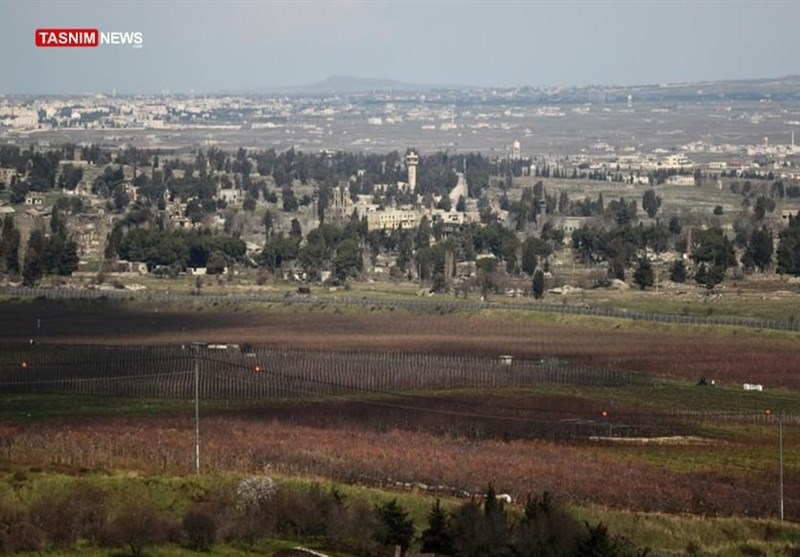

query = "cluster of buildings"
[327,151,480,231]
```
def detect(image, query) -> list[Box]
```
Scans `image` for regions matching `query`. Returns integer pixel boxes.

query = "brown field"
[1,406,795,519]
[2,300,798,388]
[0,298,797,523]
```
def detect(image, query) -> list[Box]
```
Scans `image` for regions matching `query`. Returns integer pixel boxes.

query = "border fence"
[0,343,634,400]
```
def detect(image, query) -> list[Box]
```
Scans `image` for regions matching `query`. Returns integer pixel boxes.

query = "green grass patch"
[0,393,319,422]
[572,505,800,556]
[529,381,800,416]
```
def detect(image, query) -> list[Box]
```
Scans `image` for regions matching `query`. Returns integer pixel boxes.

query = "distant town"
[1,76,799,296]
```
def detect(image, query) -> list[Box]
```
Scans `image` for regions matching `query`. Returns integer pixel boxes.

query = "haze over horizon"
[1,0,798,96]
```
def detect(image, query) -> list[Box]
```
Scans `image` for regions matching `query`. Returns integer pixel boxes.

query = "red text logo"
[35,29,99,47]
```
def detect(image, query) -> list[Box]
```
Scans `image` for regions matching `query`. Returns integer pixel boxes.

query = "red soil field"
[0,411,792,520]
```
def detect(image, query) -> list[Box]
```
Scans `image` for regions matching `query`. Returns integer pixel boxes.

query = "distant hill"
[622,75,800,97]
[231,74,799,100]
[293,75,437,94]
[239,75,459,96]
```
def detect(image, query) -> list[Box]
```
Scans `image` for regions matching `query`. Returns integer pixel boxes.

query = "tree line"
[0,477,650,557]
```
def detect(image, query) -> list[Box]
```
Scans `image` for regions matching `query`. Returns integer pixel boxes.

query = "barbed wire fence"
[1,343,795,439]
[0,344,634,399]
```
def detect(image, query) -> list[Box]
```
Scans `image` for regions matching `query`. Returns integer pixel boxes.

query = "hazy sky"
[1,0,799,95]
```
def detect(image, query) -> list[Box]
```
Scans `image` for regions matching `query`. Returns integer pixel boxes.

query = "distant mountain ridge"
[238,75,463,95]
[292,75,440,93]
[231,74,799,98]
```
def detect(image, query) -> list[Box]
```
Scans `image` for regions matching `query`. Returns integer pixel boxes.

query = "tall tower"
[405,149,419,191]
[512,140,521,160]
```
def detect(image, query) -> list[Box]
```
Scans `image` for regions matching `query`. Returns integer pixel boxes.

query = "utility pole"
[195,354,200,474]
[779,412,784,522]
[192,342,205,475]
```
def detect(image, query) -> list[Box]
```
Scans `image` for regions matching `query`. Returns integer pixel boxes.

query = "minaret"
[405,149,419,191]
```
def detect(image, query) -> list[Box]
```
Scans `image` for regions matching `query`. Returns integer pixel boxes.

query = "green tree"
[49,207,67,238]
[694,263,725,289]
[263,210,274,237]
[607,197,637,226]
[58,164,83,190]
[416,246,432,281]
[642,189,661,219]
[743,225,773,272]
[668,216,682,235]
[437,195,452,212]
[752,195,776,221]
[515,492,580,557]
[206,250,227,275]
[776,213,800,275]
[456,195,467,212]
[298,237,326,280]
[633,257,654,290]
[282,187,298,212]
[55,238,79,275]
[22,229,46,286]
[669,259,687,283]
[691,227,736,269]
[480,484,512,557]
[373,499,415,554]
[112,186,130,212]
[396,231,413,272]
[607,257,625,281]
[521,247,537,277]
[521,237,551,276]
[532,269,545,300]
[0,215,21,274]
[415,216,431,250]
[260,233,299,271]
[289,218,303,240]
[420,499,454,555]
[334,238,362,281]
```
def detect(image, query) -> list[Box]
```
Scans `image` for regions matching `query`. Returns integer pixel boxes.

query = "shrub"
[739,544,766,557]
[103,500,169,557]
[182,507,216,551]
[515,491,580,556]
[684,540,702,556]
[28,482,109,549]
[325,499,380,555]
[275,484,342,538]
[0,497,44,553]
[226,476,278,544]
[29,494,79,548]
[236,475,276,513]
